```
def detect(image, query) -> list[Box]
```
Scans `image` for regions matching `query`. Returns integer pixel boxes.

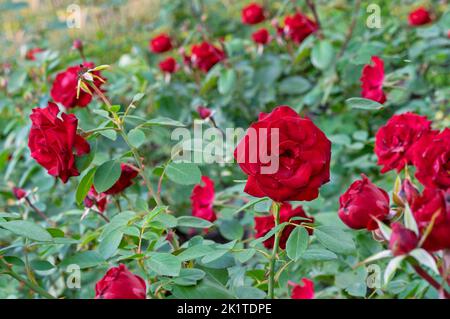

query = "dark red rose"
[374,112,432,173]
[408,7,432,26]
[191,176,216,222]
[50,62,105,109]
[252,28,270,45]
[254,202,314,249]
[72,39,83,50]
[411,128,449,191]
[234,106,331,202]
[283,12,317,44]
[84,186,107,213]
[289,278,314,299]
[102,164,139,195]
[95,264,146,299]
[389,222,419,256]
[28,102,90,183]
[197,106,212,119]
[12,187,27,200]
[412,188,450,252]
[190,42,225,73]
[149,34,173,53]
[360,56,386,104]
[399,178,420,205]
[159,57,177,74]
[338,174,390,230]
[26,48,44,61]
[242,3,265,25]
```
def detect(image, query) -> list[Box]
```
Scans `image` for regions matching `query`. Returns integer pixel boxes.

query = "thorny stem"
[24,197,54,226]
[305,0,323,39]
[337,0,361,59]
[411,262,450,299]
[268,202,281,299]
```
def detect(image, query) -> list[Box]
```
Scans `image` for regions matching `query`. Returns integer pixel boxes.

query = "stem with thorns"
[268,202,281,299]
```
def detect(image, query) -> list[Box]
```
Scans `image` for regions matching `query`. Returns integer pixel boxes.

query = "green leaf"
[403,204,419,235]
[132,93,145,103]
[147,252,181,276]
[315,226,355,254]
[177,216,213,229]
[311,40,334,70]
[232,197,269,215]
[172,279,235,299]
[177,244,216,261]
[143,117,185,127]
[30,260,55,271]
[346,97,384,110]
[218,69,237,95]
[0,220,52,242]
[98,229,123,259]
[173,268,206,286]
[75,167,96,205]
[217,219,244,240]
[286,226,309,261]
[60,251,105,269]
[127,128,146,148]
[410,248,439,275]
[278,76,311,95]
[93,160,121,193]
[302,248,337,261]
[165,162,201,185]
[384,255,404,284]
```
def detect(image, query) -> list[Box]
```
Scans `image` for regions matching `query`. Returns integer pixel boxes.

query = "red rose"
[159,57,177,74]
[102,164,139,195]
[197,106,212,119]
[399,179,420,205]
[254,202,314,249]
[95,264,146,299]
[26,48,44,61]
[252,28,270,45]
[289,278,314,299]
[84,186,107,213]
[190,42,225,73]
[283,12,317,44]
[234,106,331,202]
[411,128,449,191]
[12,187,27,200]
[412,188,450,252]
[374,112,432,173]
[338,175,390,230]
[50,62,105,109]
[389,222,419,256]
[191,176,216,222]
[28,102,90,183]
[242,3,265,25]
[149,34,173,53]
[408,7,432,26]
[360,56,386,104]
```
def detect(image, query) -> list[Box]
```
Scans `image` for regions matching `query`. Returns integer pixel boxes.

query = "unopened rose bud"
[389,222,418,256]
[73,39,83,51]
[197,106,212,119]
[12,187,27,200]
[400,179,420,206]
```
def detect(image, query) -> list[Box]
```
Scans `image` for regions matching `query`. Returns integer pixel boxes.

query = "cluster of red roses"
[338,112,449,256]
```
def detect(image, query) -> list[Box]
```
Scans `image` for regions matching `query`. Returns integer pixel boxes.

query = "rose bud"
[374,112,432,173]
[338,174,390,230]
[389,223,418,256]
[399,179,420,206]
[72,39,83,51]
[197,106,212,119]
[190,176,216,222]
[12,187,27,200]
[149,33,173,53]
[252,28,270,45]
[289,279,314,299]
[158,57,177,74]
[190,42,225,73]
[84,186,107,213]
[242,3,265,25]
[95,264,146,299]
[102,164,139,195]
[360,56,386,104]
[408,7,432,26]
[26,48,44,61]
[28,102,90,183]
[283,12,318,44]
[255,202,314,249]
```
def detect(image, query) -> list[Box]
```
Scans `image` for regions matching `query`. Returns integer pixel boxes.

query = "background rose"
[408,7,432,26]
[150,33,173,53]
[95,264,146,299]
[241,3,265,25]
[389,222,418,256]
[190,176,216,222]
[190,42,225,72]
[283,12,317,43]
[360,56,386,103]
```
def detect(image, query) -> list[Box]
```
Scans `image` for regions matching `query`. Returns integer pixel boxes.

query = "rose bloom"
[408,7,432,26]
[360,56,386,104]
[338,174,390,230]
[149,33,173,53]
[12,187,27,200]
[252,28,270,45]
[26,48,44,61]
[411,128,449,191]
[28,102,90,183]
[197,106,212,119]
[242,3,265,25]
[289,278,314,299]
[283,12,318,44]
[190,42,225,73]
[102,164,139,195]
[159,57,177,74]
[84,186,107,213]
[411,188,450,252]
[389,222,419,256]
[72,39,83,51]
[191,176,216,222]
[254,202,314,249]
[95,264,146,299]
[234,106,331,202]
[50,61,105,109]
[374,112,432,173]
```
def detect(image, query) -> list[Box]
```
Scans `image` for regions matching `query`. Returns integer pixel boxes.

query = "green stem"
[268,202,281,299]
[1,267,56,299]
